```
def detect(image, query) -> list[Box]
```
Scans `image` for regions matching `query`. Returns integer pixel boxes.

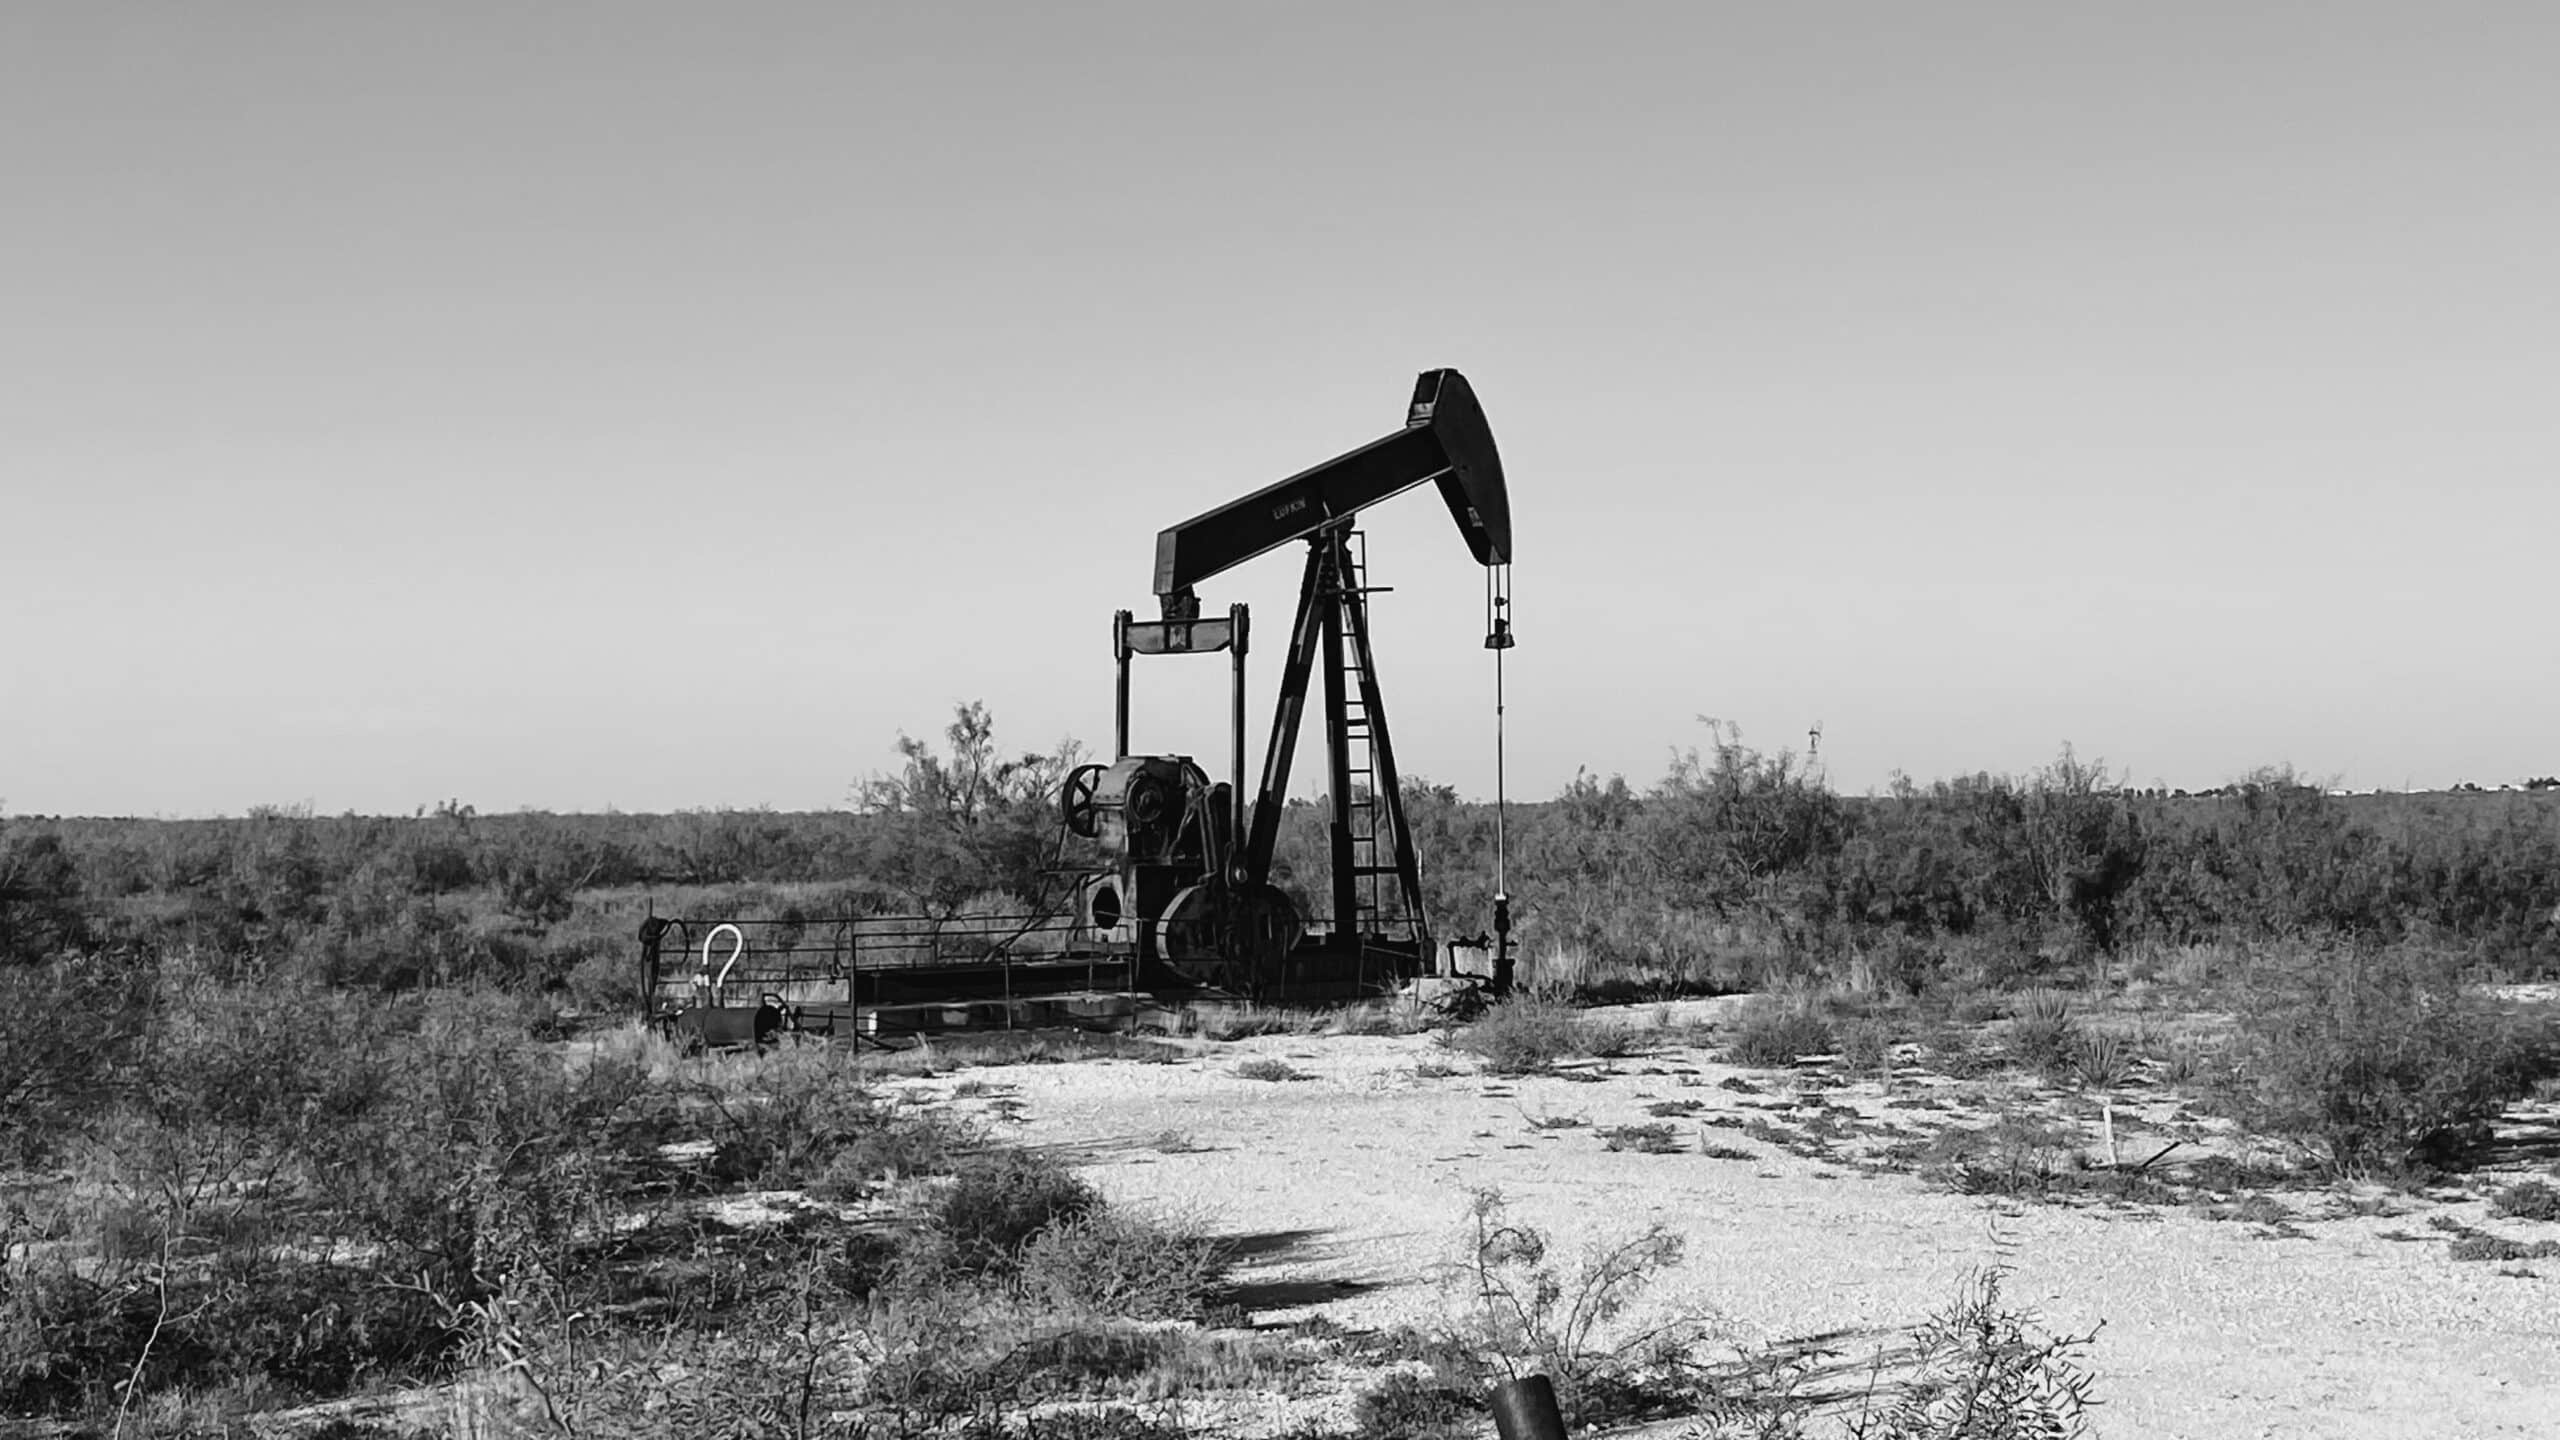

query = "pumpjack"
[1062,369,1516,998]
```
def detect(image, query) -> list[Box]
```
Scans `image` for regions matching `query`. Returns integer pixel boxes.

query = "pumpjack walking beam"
[1152,370,1512,616]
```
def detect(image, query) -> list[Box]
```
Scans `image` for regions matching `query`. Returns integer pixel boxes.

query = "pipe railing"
[640,909,1101,1013]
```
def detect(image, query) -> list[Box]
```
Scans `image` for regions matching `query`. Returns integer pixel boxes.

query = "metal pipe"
[704,923,745,1007]
[1230,602,1250,861]
[1489,1375,1567,1440]
[1495,631,1508,948]
[1113,609,1134,758]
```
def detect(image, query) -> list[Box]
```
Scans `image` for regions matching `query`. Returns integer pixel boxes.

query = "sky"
[5,3,2556,818]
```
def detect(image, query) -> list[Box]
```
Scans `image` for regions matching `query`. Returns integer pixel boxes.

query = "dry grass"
[1196,1005,1328,1040]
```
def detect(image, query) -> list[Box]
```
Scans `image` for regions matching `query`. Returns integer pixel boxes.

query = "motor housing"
[1075,756,1211,953]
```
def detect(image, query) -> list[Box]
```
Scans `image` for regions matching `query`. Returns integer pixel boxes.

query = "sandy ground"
[887,1003,2560,1440]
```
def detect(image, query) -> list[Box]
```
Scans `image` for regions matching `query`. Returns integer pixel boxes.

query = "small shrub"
[2069,1029,2135,1091]
[2182,1153,2298,1195]
[1234,1058,1312,1083]
[2016,988,2073,1025]
[1452,998,1594,1076]
[2148,1033,2216,1088]
[926,1150,1100,1277]
[1583,1020,1642,1060]
[1446,1189,1707,1424]
[1018,1207,1221,1319]
[1916,1024,1989,1080]
[1837,1269,2098,1439]
[1947,988,2011,1026]
[1838,1018,1896,1078]
[2216,943,2551,1175]
[560,935,638,1015]
[707,1048,962,1194]
[1722,1000,1832,1069]
[2489,1179,2560,1222]
[1599,1123,1680,1154]
[0,830,90,965]
[0,955,148,1167]
[1853,934,1935,998]
[808,1101,967,1199]
[2006,990,2078,1076]
[1352,1369,1478,1440]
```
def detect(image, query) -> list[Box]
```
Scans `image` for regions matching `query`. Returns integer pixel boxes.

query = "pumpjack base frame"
[639,907,1428,1048]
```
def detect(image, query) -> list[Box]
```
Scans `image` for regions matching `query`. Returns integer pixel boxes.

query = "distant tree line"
[5,708,2556,997]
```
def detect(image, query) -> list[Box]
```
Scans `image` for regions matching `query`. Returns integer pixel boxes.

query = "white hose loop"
[702,923,746,1005]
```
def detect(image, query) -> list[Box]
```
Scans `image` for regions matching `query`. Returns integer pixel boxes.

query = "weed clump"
[1599,1123,1681,1154]
[1722,999,1832,1069]
[707,1046,964,1194]
[921,1150,1101,1278]
[1352,1369,1480,1440]
[2005,988,2078,1076]
[1018,1207,1221,1319]
[1837,1017,1898,1078]
[2068,1028,2136,1091]
[2447,1234,2560,1263]
[1452,997,1599,1075]
[2490,1179,2560,1222]
[2147,1032,2217,1088]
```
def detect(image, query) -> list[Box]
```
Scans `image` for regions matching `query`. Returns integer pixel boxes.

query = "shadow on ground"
[1203,1227,1389,1314]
